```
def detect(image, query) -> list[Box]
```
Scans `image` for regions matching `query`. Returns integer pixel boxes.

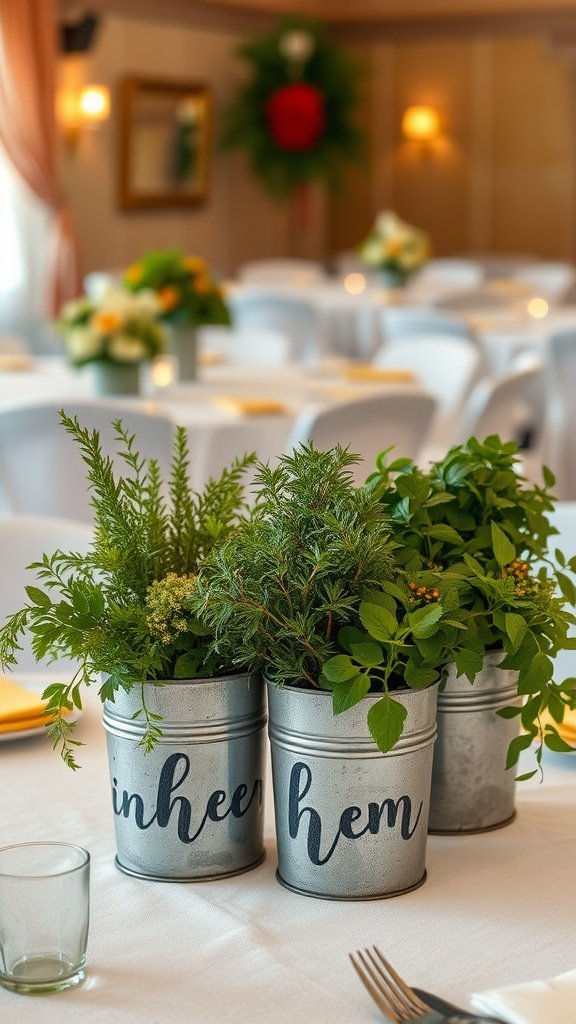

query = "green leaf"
[338,626,366,654]
[515,769,538,782]
[332,673,370,715]
[542,465,556,488]
[504,612,528,653]
[404,662,438,689]
[367,695,408,753]
[25,586,50,609]
[543,728,574,753]
[497,705,522,719]
[519,651,554,694]
[491,522,516,567]
[409,603,443,639]
[454,647,485,681]
[506,732,533,769]
[350,641,384,668]
[322,654,360,684]
[556,571,576,606]
[359,601,397,641]
[427,524,463,544]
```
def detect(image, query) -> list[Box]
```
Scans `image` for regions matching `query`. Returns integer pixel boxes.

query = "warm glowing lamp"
[402,105,440,142]
[78,85,110,126]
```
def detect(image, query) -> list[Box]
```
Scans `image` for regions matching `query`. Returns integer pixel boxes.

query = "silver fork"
[348,947,502,1024]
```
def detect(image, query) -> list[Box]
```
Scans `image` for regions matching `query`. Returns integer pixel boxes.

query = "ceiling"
[59,0,576,38]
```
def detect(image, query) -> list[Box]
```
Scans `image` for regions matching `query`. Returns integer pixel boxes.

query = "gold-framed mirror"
[118,76,212,210]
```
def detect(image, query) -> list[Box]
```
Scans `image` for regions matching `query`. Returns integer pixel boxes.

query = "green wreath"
[223,18,362,199]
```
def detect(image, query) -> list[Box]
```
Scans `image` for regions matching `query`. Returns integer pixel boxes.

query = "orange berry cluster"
[408,581,440,602]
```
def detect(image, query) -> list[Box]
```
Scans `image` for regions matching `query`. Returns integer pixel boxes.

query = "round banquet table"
[0,679,574,1024]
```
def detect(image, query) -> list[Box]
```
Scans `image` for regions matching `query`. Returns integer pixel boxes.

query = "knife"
[413,987,505,1023]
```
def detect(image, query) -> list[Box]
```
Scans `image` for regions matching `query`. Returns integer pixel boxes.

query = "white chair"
[407,259,484,303]
[450,360,546,481]
[541,331,576,499]
[0,399,175,522]
[509,263,576,304]
[0,515,93,674]
[373,334,484,451]
[197,325,289,366]
[229,290,322,363]
[286,388,437,485]
[237,259,328,287]
[379,307,473,343]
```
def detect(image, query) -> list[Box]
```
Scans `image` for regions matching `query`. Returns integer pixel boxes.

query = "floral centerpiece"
[57,287,167,395]
[123,248,230,380]
[358,210,429,286]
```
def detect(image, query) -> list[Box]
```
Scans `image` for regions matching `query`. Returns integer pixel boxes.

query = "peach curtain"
[0,0,80,315]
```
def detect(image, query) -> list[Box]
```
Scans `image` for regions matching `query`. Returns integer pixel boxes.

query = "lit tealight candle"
[527,297,549,319]
[150,355,178,389]
[344,273,366,295]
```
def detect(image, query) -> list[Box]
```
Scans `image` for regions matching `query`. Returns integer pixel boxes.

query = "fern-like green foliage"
[0,412,254,767]
[194,444,395,686]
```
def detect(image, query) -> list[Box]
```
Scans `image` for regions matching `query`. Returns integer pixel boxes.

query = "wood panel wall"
[329,36,575,261]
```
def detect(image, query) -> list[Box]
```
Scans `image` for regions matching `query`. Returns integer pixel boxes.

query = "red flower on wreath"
[265,82,327,151]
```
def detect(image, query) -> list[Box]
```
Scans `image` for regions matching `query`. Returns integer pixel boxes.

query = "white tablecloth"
[0,357,430,490]
[1,683,575,1023]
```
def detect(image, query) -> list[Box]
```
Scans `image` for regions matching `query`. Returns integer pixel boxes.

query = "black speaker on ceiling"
[60,12,100,54]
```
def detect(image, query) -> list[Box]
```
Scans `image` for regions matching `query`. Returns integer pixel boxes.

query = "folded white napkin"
[470,968,576,1024]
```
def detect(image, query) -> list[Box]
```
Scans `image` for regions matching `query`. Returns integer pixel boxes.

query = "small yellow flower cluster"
[408,581,440,602]
[503,560,554,599]
[146,572,197,644]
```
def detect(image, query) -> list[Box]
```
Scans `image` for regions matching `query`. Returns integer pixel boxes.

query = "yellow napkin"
[342,365,416,384]
[211,396,287,416]
[0,676,52,733]
[198,351,225,367]
[0,353,33,373]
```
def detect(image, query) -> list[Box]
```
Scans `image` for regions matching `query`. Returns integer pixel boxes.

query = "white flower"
[66,327,103,361]
[107,334,148,363]
[279,29,315,64]
[132,289,161,318]
[60,297,94,323]
[359,238,385,266]
[98,287,138,321]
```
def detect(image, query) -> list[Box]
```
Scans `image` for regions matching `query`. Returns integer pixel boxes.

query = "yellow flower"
[125,263,143,284]
[184,255,207,275]
[157,286,181,311]
[146,572,198,644]
[93,311,121,334]
[193,276,212,295]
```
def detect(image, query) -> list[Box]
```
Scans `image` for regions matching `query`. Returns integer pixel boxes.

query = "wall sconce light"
[59,84,111,148]
[401,105,440,143]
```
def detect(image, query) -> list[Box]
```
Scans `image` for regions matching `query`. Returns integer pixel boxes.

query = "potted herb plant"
[57,287,167,395]
[123,249,230,381]
[367,434,576,833]
[193,444,476,900]
[0,413,266,882]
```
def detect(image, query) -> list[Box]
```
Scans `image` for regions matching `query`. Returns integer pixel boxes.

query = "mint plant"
[366,435,576,776]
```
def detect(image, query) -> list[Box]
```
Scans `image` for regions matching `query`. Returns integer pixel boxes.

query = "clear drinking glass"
[0,842,90,994]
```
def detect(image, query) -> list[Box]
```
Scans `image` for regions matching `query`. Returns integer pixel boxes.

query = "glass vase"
[170,325,198,382]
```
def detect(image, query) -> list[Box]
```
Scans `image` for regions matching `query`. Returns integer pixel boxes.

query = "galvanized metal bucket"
[428,651,520,834]
[103,673,266,881]
[267,681,438,901]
